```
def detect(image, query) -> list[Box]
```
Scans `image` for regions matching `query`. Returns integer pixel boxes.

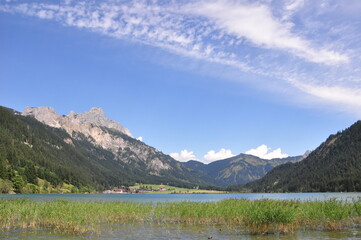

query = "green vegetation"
[1,198,360,235]
[0,106,105,193]
[241,121,361,193]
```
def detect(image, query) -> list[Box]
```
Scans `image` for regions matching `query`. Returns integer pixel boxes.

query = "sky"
[1,0,360,163]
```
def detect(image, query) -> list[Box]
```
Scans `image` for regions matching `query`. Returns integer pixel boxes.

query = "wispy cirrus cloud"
[1,0,361,115]
[186,0,348,65]
[289,79,361,110]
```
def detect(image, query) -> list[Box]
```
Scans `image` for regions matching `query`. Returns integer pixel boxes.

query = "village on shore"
[102,184,224,194]
[103,185,168,194]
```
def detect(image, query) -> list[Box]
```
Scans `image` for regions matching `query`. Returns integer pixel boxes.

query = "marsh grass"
[0,198,360,235]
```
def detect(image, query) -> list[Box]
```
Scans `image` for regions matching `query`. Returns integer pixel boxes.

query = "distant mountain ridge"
[244,121,361,192]
[182,153,304,187]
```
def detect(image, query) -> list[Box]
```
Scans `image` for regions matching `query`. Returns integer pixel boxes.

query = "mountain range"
[0,105,301,193]
[182,154,305,187]
[2,105,360,194]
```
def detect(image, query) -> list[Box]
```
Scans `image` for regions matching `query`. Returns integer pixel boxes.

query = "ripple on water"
[1,223,361,239]
[1,192,361,203]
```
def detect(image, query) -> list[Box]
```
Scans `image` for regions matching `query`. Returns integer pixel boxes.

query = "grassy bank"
[0,198,360,235]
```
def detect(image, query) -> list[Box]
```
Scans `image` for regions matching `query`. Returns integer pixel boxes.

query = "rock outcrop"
[23,106,131,136]
[22,106,171,171]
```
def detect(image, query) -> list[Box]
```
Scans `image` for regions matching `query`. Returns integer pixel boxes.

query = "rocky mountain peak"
[66,107,132,137]
[22,106,62,128]
[90,107,104,113]
[21,106,171,172]
[22,106,132,137]
[80,107,105,119]
[301,150,312,160]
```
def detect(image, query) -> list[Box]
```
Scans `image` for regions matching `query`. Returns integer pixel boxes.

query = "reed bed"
[0,198,360,235]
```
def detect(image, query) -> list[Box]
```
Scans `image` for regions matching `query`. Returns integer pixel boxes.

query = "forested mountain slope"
[244,121,361,192]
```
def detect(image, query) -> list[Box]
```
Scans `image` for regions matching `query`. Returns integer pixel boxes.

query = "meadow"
[0,198,360,235]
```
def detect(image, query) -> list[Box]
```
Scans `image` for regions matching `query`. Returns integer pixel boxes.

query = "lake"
[1,192,361,239]
[1,222,361,240]
[1,192,361,202]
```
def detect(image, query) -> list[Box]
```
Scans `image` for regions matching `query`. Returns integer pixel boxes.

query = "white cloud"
[170,149,197,162]
[170,148,235,163]
[284,0,304,11]
[1,1,360,115]
[246,144,289,160]
[203,148,235,163]
[280,0,304,21]
[0,1,348,66]
[188,1,348,65]
[136,136,143,141]
[288,78,361,112]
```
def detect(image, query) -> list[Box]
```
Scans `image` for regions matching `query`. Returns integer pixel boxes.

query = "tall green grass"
[0,198,360,235]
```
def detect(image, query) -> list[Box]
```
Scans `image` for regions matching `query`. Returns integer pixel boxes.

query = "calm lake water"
[1,192,361,202]
[1,192,361,239]
[1,223,361,240]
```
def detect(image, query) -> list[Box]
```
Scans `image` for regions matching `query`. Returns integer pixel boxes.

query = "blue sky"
[1,0,360,163]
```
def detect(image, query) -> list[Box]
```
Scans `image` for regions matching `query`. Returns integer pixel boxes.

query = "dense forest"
[0,106,199,194]
[241,121,361,192]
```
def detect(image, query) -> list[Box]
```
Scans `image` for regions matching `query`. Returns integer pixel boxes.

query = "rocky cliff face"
[22,107,132,136]
[22,106,171,172]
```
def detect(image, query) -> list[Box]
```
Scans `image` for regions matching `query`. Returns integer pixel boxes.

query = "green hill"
[244,121,361,192]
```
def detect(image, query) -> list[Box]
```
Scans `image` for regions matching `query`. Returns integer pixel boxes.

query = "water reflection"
[0,192,361,203]
[1,223,361,239]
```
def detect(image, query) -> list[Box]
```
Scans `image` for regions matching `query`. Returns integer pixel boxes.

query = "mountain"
[22,107,174,173]
[244,121,361,192]
[0,106,208,193]
[182,154,303,187]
